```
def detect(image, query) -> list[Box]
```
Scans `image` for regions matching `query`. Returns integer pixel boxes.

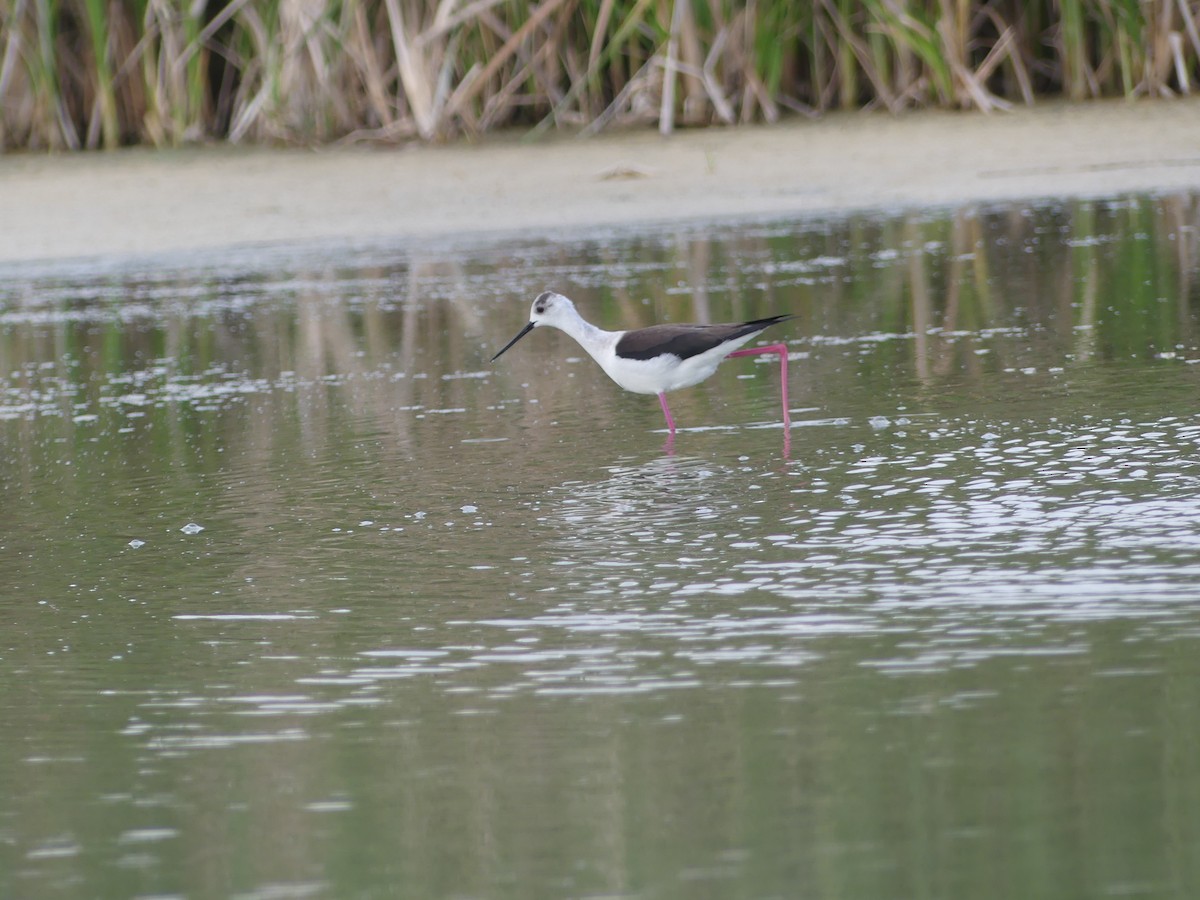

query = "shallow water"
[3,195,1200,898]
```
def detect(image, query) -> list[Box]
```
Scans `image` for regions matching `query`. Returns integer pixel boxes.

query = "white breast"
[596,344,726,395]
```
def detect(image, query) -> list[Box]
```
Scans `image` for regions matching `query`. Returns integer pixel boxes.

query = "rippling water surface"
[3,196,1200,898]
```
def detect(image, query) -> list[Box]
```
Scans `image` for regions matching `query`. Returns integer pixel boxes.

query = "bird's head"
[491,291,577,361]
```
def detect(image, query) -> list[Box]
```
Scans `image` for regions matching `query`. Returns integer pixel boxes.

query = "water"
[2,195,1200,899]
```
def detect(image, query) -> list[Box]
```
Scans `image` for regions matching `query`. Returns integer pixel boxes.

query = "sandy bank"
[2,99,1200,267]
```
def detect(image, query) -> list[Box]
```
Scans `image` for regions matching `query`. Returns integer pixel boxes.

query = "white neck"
[549,309,615,359]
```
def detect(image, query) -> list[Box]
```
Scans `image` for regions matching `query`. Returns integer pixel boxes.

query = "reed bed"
[2,0,1200,151]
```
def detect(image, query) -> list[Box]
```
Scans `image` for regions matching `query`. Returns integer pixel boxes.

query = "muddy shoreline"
[3,98,1200,268]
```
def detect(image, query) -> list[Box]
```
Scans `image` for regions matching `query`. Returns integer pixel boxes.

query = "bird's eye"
[535,304,545,314]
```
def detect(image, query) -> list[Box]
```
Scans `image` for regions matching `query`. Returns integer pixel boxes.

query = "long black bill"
[491,321,536,362]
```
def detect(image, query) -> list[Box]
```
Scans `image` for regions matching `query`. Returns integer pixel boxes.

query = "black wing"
[615,315,792,362]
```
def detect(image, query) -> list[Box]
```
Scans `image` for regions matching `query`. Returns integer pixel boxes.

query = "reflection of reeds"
[2,193,1198,480]
[3,1,1200,150]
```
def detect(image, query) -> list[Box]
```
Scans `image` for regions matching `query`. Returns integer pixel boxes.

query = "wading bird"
[491,291,792,436]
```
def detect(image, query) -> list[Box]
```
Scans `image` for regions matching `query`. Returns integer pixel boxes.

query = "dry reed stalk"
[1179,0,1200,59]
[385,0,435,139]
[659,0,685,134]
[350,1,396,129]
[4,1,1200,151]
[702,26,736,124]
[0,0,31,147]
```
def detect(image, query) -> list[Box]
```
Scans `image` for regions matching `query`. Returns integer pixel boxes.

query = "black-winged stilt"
[491,291,792,435]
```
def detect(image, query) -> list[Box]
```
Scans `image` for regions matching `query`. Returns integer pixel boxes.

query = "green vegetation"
[1,0,1199,150]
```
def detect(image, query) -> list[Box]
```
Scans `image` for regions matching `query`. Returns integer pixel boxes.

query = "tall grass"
[2,0,1200,151]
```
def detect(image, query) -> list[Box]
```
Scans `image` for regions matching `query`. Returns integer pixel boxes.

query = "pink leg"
[727,343,791,431]
[657,392,676,433]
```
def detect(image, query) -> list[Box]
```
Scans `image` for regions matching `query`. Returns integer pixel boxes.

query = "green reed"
[2,0,1200,151]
